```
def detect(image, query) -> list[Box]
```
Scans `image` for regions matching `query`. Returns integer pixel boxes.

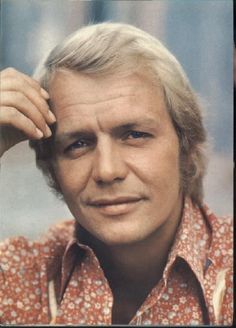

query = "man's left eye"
[125,131,150,139]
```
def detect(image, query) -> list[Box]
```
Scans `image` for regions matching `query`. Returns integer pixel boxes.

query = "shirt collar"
[59,234,103,302]
[163,197,211,289]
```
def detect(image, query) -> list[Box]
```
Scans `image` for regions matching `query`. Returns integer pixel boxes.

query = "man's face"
[49,70,183,246]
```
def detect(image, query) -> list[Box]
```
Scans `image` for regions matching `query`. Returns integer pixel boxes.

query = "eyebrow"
[54,117,159,145]
[111,119,158,135]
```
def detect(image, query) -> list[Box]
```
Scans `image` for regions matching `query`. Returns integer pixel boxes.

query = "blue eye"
[126,131,149,139]
[129,131,145,138]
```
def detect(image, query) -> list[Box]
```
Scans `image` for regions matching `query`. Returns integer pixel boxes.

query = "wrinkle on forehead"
[49,70,160,108]
[52,93,136,111]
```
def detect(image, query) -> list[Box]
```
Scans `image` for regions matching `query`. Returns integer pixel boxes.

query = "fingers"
[0,67,56,140]
[1,67,45,94]
[0,106,44,139]
[1,91,52,138]
[1,67,56,125]
[1,77,55,125]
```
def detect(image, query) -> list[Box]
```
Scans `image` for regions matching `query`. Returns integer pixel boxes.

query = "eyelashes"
[122,131,151,140]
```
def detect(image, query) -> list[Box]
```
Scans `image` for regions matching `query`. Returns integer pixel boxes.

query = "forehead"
[48,70,168,133]
[49,69,162,100]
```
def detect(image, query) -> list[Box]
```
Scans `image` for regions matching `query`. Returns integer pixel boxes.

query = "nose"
[92,138,128,185]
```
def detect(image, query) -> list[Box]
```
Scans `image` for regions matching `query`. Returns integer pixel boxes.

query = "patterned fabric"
[0,198,233,325]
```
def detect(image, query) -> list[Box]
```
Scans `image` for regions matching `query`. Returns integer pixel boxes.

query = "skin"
[49,70,184,323]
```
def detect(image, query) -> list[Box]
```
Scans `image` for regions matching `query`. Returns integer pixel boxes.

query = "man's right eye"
[64,139,90,153]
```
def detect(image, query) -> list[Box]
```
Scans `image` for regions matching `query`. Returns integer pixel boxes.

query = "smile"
[87,196,144,216]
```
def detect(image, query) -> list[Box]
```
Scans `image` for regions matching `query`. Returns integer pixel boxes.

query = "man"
[0,23,233,325]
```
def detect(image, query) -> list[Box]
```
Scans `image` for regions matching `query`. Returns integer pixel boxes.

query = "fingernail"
[48,110,56,123]
[40,88,50,99]
[45,125,52,137]
[36,128,44,139]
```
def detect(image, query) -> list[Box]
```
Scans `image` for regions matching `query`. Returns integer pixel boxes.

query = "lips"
[88,196,142,207]
[86,196,145,216]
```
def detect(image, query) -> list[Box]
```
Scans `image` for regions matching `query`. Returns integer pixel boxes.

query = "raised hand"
[0,67,56,157]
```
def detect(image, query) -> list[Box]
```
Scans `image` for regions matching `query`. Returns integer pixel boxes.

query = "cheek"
[127,141,181,190]
[53,158,91,197]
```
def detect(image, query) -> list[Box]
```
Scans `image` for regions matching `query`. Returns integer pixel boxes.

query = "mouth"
[86,196,145,216]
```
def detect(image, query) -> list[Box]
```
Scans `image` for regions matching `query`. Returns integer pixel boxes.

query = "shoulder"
[207,210,233,261]
[0,234,41,316]
[0,236,37,274]
[203,205,233,257]
[202,207,233,324]
[0,219,74,281]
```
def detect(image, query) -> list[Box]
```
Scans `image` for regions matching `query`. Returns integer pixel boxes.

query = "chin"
[75,219,147,247]
[95,227,152,247]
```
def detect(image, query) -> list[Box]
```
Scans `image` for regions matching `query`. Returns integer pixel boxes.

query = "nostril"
[95,176,124,186]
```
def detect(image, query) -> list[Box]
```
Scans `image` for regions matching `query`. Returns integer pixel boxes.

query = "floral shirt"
[0,198,233,325]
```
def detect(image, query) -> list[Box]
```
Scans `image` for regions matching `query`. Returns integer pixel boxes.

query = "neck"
[76,197,184,291]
